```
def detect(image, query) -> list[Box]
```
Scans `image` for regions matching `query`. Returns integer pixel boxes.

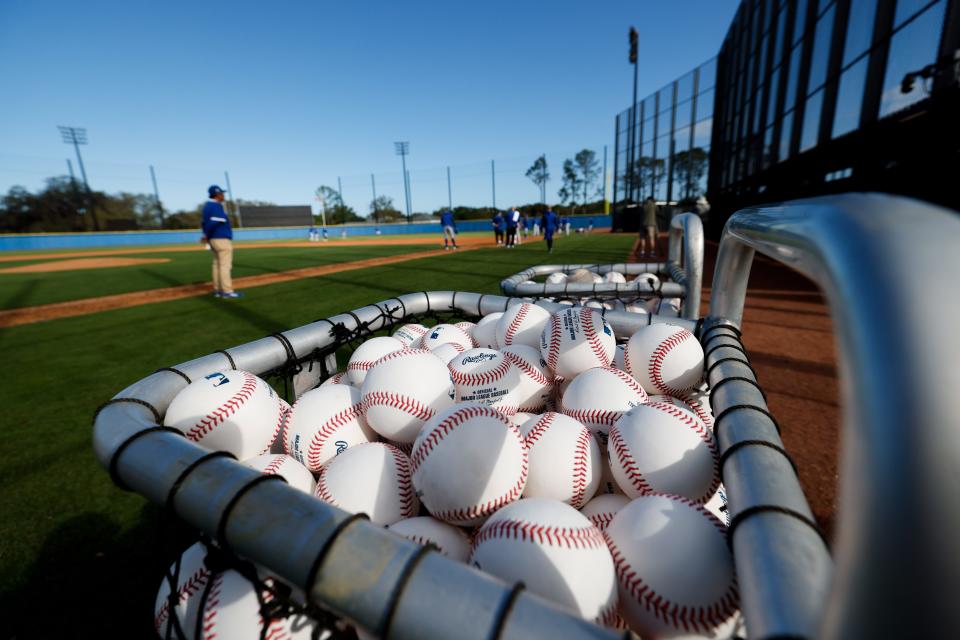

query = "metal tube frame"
[500,212,703,320]
[706,192,960,638]
[94,292,695,640]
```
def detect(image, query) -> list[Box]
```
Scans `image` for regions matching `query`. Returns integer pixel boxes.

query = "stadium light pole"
[603,145,609,214]
[224,171,243,228]
[629,27,639,204]
[149,165,164,225]
[58,125,100,230]
[395,142,411,223]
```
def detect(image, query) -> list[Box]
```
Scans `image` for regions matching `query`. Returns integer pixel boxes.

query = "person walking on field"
[441,209,458,250]
[201,185,242,299]
[492,210,504,245]
[630,197,659,259]
[505,207,519,248]
[541,207,558,254]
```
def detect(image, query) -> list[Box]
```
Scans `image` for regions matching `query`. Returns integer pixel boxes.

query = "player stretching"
[441,209,458,250]
[541,206,558,254]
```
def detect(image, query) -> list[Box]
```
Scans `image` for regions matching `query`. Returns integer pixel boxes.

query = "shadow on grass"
[0,503,198,639]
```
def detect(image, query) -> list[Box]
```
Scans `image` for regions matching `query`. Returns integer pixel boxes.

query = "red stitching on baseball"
[580,307,610,365]
[645,401,720,503]
[596,598,624,628]
[587,511,617,531]
[609,424,655,496]
[604,512,738,633]
[450,356,512,387]
[262,455,286,476]
[154,565,210,632]
[201,571,225,639]
[471,519,605,550]
[385,443,418,518]
[563,407,626,428]
[398,533,451,555]
[315,465,337,506]
[547,313,562,372]
[571,426,591,508]
[503,304,530,345]
[305,402,365,469]
[603,366,648,400]
[503,350,550,386]
[373,347,431,367]
[363,391,436,423]
[678,393,714,427]
[185,371,258,442]
[266,401,289,456]
[522,412,556,447]
[346,359,378,372]
[648,328,696,395]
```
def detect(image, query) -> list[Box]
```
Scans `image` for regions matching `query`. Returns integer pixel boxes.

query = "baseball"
[346,336,405,386]
[519,412,601,509]
[579,493,630,532]
[705,484,731,526]
[545,272,568,284]
[471,312,502,349]
[315,442,418,526]
[392,323,429,347]
[243,453,316,494]
[454,321,477,338]
[605,494,739,638]
[411,403,527,526]
[603,271,627,284]
[448,348,519,415]
[648,297,682,317]
[540,307,616,379]
[420,323,475,352]
[361,348,455,443]
[648,392,715,430]
[500,345,553,412]
[469,498,618,625]
[285,384,375,471]
[164,370,283,460]
[624,324,704,395]
[597,451,625,495]
[613,344,625,371]
[511,411,536,426]
[608,401,719,503]
[632,272,661,287]
[430,341,468,364]
[199,569,317,640]
[561,366,647,444]
[270,398,292,454]
[567,268,596,283]
[497,302,552,349]
[387,516,471,562]
[154,541,210,639]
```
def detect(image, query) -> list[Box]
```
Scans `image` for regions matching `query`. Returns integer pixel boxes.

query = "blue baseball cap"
[208,185,225,197]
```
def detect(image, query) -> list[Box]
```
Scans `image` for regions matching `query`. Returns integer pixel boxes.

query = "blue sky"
[0,0,739,216]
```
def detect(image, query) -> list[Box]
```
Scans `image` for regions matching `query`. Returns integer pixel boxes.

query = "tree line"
[0,148,613,232]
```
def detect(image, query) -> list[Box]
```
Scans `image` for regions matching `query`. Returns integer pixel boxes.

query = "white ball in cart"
[361,348,456,443]
[561,366,647,444]
[469,498,619,625]
[388,516,471,562]
[540,307,616,379]
[164,370,283,460]
[411,404,528,526]
[579,493,629,532]
[421,323,475,352]
[448,348,519,414]
[545,272,568,284]
[500,345,553,412]
[471,312,502,349]
[285,384,375,471]
[430,341,468,364]
[511,411,536,427]
[497,302,552,349]
[315,442,419,526]
[567,268,596,284]
[612,344,626,371]
[519,412,601,509]
[624,323,704,396]
[603,271,627,284]
[608,401,719,503]
[269,398,293,454]
[347,336,405,386]
[632,272,661,287]
[318,370,351,388]
[242,453,316,494]
[648,392,715,430]
[454,321,477,338]
[199,569,318,640]
[605,494,739,638]
[392,323,428,347]
[154,541,210,639]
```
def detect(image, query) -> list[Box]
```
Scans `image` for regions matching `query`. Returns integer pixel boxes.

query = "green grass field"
[0,232,632,637]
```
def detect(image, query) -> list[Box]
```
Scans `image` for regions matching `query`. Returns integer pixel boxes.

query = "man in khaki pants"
[201,185,243,298]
